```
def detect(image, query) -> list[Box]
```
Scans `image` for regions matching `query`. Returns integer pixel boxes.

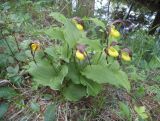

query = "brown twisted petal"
[76,44,86,53]
[72,17,84,26]
[121,48,132,57]
[110,41,118,46]
[110,41,123,46]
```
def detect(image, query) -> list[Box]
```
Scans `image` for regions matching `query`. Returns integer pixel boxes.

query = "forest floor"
[3,69,160,121]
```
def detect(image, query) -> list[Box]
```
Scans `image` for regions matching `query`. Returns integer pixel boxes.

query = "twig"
[9,109,25,120]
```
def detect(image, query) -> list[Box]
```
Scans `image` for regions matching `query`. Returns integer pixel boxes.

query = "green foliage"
[148,55,160,69]
[49,12,67,24]
[45,28,65,41]
[134,106,148,120]
[82,63,130,91]
[44,104,57,121]
[63,84,87,101]
[125,65,147,81]
[30,102,40,112]
[0,103,9,118]
[126,30,159,69]
[119,102,131,121]
[81,79,102,96]
[134,87,145,98]
[153,75,160,82]
[0,87,17,99]
[6,65,23,84]
[90,18,106,29]
[27,60,68,90]
[146,85,160,101]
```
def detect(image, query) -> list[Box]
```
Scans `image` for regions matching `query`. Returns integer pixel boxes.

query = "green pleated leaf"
[0,87,17,99]
[119,102,131,119]
[49,12,67,24]
[80,77,102,96]
[67,63,81,84]
[60,44,72,63]
[27,60,68,90]
[81,65,130,92]
[63,84,86,101]
[44,104,57,121]
[45,47,59,59]
[63,21,81,48]
[90,18,105,29]
[78,38,102,51]
[45,28,65,41]
[0,103,9,118]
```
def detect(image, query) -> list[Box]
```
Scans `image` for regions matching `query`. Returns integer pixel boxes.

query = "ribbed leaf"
[67,63,81,84]
[119,102,131,119]
[80,77,102,96]
[63,84,86,101]
[45,28,65,41]
[49,12,67,24]
[78,38,102,51]
[44,104,57,121]
[63,21,81,48]
[28,60,68,90]
[90,18,105,29]
[0,87,17,99]
[0,103,9,118]
[81,65,130,92]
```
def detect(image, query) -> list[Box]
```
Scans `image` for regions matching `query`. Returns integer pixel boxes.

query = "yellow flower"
[76,50,86,61]
[76,24,83,31]
[110,28,120,38]
[72,17,84,31]
[30,42,40,51]
[108,46,119,57]
[121,51,131,61]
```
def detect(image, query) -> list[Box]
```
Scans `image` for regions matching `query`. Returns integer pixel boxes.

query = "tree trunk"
[149,11,160,35]
[76,0,95,17]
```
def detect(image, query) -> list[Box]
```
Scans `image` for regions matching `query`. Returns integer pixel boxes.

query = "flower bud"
[121,48,132,61]
[110,27,120,38]
[76,50,86,61]
[76,24,83,31]
[107,46,119,57]
[30,42,40,52]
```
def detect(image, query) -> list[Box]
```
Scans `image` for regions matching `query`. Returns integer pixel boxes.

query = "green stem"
[106,37,109,64]
[3,38,18,62]
[14,34,20,52]
[96,51,103,64]
[43,51,58,74]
